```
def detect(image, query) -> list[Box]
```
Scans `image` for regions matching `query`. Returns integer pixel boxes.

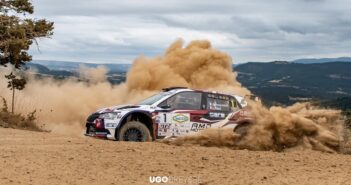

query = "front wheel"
[118,121,151,142]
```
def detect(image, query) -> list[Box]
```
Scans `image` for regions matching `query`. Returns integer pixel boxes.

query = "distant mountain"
[32,57,351,73]
[32,60,131,73]
[25,63,74,79]
[25,63,50,73]
[292,57,351,64]
[319,97,351,111]
[25,61,127,84]
[235,62,351,107]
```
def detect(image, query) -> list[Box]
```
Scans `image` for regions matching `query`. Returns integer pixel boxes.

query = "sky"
[28,0,351,64]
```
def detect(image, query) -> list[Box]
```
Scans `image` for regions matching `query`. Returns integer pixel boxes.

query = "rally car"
[85,87,253,141]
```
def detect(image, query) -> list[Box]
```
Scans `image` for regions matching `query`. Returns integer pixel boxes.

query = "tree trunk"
[11,87,15,114]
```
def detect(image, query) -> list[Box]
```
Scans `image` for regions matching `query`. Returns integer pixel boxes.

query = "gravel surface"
[1,128,351,185]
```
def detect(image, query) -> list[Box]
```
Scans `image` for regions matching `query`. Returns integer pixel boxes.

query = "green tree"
[0,0,53,113]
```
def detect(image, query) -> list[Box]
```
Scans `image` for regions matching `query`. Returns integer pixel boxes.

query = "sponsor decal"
[191,123,210,132]
[105,123,118,128]
[159,123,171,130]
[172,114,189,124]
[209,112,225,118]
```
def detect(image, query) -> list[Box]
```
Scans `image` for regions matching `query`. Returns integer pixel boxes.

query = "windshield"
[138,92,170,105]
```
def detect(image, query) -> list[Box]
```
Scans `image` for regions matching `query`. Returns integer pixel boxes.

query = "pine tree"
[0,0,54,113]
[5,72,26,113]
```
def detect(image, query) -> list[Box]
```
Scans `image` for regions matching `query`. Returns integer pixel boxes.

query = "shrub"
[0,98,42,131]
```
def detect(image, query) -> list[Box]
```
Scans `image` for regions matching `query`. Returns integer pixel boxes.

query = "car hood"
[96,104,155,114]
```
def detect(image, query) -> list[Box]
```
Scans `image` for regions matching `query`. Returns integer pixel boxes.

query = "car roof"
[163,87,240,98]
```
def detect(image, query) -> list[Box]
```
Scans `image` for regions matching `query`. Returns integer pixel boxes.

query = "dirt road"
[1,127,351,185]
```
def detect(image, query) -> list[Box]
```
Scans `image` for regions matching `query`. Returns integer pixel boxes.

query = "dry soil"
[1,128,351,185]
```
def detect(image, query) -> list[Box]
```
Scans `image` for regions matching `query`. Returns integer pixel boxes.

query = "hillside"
[24,63,74,79]
[32,60,131,73]
[292,57,351,64]
[235,62,351,107]
[25,62,127,84]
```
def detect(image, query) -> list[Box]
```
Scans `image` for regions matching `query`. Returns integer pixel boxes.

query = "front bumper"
[85,122,110,139]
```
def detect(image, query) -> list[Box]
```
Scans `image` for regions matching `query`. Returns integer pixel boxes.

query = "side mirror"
[245,94,261,102]
[160,105,171,109]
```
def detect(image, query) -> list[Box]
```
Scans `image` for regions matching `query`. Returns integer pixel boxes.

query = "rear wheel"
[118,121,151,142]
[234,123,252,137]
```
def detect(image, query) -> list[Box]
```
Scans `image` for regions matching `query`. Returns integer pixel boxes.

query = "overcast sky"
[28,0,351,64]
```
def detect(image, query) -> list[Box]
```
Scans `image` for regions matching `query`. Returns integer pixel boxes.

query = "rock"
[201,157,208,160]
[294,159,300,162]
[127,148,136,152]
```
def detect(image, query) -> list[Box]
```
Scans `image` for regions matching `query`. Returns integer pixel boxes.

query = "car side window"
[159,92,202,110]
[229,97,240,112]
[207,94,232,112]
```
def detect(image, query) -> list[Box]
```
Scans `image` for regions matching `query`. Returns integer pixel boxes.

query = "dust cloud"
[1,66,135,135]
[0,39,347,153]
[167,102,345,153]
[0,39,248,135]
[126,39,250,96]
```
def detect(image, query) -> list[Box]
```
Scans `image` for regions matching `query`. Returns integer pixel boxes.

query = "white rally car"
[85,87,253,141]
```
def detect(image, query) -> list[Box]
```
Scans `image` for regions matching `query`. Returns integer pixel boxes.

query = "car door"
[156,91,206,136]
[202,93,238,128]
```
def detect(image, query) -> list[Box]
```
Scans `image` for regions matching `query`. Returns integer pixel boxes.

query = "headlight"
[99,112,122,120]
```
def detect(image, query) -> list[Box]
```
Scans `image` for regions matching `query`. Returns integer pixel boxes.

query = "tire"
[234,123,252,136]
[86,125,93,134]
[118,121,151,142]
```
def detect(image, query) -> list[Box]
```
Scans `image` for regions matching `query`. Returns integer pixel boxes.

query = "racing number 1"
[163,114,167,123]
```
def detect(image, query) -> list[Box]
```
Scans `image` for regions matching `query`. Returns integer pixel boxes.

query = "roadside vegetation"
[0,97,42,131]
